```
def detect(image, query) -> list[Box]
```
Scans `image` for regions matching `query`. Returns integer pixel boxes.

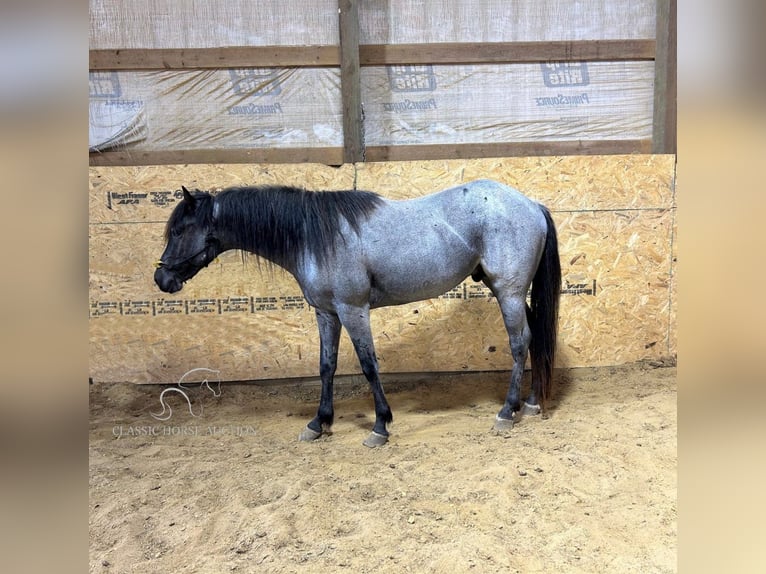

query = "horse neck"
[213,189,302,273]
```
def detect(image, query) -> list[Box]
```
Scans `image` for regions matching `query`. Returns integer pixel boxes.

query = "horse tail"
[528,204,561,402]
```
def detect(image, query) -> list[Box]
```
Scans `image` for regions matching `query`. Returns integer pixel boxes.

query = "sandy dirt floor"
[89,360,676,573]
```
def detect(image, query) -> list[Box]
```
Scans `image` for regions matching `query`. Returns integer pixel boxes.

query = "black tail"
[528,205,561,402]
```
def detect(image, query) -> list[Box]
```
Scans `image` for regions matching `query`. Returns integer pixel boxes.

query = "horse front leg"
[299,310,341,441]
[338,304,392,447]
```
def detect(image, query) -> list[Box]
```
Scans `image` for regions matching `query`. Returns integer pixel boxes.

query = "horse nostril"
[154,267,182,293]
[154,260,164,269]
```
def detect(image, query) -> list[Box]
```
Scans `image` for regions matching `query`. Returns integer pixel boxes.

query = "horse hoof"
[298,426,322,442]
[521,402,542,416]
[493,415,515,433]
[362,431,388,448]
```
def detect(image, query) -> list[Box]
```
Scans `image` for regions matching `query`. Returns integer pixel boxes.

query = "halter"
[154,245,210,270]
[155,197,220,270]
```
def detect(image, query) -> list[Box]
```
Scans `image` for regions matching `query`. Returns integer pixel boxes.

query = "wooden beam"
[364,140,653,162]
[90,39,656,71]
[338,0,364,163]
[89,46,341,70]
[652,0,677,154]
[359,39,656,66]
[88,147,345,166]
[88,140,653,167]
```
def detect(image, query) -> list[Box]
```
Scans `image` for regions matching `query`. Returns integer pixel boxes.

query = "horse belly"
[366,230,479,308]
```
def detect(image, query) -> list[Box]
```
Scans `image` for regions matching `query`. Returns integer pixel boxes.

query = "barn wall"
[89,155,676,383]
[89,0,659,158]
[90,0,655,49]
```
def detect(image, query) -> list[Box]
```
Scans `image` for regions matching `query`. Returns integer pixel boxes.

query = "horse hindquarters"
[488,202,560,429]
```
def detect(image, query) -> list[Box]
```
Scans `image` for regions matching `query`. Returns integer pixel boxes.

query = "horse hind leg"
[493,294,531,432]
[520,304,543,417]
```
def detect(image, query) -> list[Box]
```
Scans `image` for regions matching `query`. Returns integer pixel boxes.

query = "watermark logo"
[150,367,221,421]
[112,424,257,439]
[111,367,257,439]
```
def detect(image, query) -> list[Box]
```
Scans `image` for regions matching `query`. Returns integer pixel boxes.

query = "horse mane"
[208,185,383,268]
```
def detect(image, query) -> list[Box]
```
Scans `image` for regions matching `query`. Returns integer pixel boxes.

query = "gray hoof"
[298,426,322,442]
[493,415,515,433]
[521,402,542,416]
[362,431,388,448]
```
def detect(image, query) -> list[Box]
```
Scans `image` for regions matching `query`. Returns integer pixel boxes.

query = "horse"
[154,179,561,447]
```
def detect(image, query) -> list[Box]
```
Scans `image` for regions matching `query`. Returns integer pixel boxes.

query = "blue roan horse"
[155,179,561,447]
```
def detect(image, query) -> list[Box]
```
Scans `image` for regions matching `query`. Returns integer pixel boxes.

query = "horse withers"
[155,179,561,447]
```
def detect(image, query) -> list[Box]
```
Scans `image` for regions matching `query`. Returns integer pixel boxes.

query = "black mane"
[181,185,383,269]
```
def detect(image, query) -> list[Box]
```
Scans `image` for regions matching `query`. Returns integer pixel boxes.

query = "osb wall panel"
[355,155,673,209]
[89,156,676,383]
[668,176,678,358]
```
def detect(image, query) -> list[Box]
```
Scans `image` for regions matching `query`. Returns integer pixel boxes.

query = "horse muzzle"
[154,266,184,294]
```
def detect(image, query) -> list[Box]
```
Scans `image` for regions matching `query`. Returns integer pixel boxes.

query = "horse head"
[154,187,221,293]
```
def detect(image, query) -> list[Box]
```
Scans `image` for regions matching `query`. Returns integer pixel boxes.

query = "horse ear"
[182,186,195,208]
